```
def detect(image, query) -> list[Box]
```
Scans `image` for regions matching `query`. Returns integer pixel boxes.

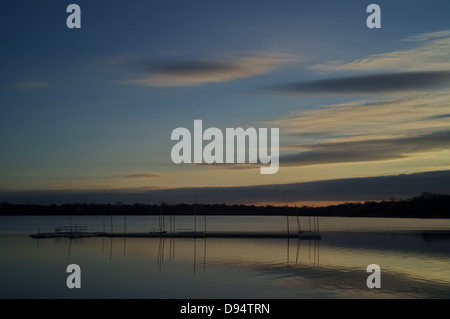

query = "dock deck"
[30,231,321,240]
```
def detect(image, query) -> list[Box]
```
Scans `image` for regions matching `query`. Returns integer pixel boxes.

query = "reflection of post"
[203,237,207,273]
[286,237,290,270]
[172,237,175,261]
[157,237,165,271]
[68,238,72,259]
[193,237,197,275]
[109,237,113,261]
[123,216,126,256]
[314,239,317,266]
[317,240,320,267]
[295,238,301,264]
[308,239,311,261]
[102,216,105,252]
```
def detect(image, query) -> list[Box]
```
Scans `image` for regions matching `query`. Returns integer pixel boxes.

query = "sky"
[1,0,450,205]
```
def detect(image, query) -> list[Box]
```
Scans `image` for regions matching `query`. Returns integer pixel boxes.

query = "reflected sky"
[1,229,449,299]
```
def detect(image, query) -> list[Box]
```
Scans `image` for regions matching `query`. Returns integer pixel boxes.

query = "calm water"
[0,216,449,299]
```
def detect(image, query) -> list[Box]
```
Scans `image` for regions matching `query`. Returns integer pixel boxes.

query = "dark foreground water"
[0,216,449,298]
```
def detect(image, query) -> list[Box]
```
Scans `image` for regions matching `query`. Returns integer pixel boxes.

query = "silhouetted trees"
[1,192,449,218]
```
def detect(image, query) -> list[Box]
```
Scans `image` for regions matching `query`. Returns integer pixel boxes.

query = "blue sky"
[1,0,450,204]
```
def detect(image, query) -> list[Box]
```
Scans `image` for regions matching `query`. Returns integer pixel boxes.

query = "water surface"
[0,216,449,298]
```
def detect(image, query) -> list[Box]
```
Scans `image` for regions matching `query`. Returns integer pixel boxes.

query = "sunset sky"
[1,0,450,205]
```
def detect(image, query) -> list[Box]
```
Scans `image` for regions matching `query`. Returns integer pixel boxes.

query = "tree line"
[0,192,449,218]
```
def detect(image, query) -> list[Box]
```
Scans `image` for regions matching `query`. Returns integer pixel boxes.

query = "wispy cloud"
[403,30,450,42]
[111,52,298,87]
[269,71,450,95]
[15,81,50,89]
[312,30,450,72]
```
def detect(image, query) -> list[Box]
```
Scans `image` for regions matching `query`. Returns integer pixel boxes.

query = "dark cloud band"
[2,171,450,204]
[271,70,450,95]
[280,130,450,166]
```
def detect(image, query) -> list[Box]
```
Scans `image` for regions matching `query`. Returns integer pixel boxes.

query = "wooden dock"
[29,213,321,240]
[30,231,320,240]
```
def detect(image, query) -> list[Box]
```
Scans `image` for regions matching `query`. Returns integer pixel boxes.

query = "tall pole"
[313,214,316,233]
[286,203,290,237]
[194,196,197,233]
[286,215,290,237]
[317,216,320,235]
[296,205,300,233]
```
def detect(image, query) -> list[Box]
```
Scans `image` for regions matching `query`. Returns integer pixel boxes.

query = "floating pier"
[30,213,321,240]
[30,230,320,240]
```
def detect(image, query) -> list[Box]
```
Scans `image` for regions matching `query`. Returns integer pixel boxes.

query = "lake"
[0,215,449,299]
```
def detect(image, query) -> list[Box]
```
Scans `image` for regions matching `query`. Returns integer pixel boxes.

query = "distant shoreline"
[1,192,449,218]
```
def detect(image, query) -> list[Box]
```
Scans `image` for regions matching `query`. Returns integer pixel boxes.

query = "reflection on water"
[0,216,450,299]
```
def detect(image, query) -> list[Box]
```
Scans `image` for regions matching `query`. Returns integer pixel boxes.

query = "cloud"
[262,89,450,168]
[122,173,165,179]
[2,170,450,204]
[271,90,450,141]
[15,81,50,89]
[424,114,450,121]
[114,52,298,87]
[403,30,450,42]
[280,131,450,167]
[269,71,450,95]
[313,30,450,72]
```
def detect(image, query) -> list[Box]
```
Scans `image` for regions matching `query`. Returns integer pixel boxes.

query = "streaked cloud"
[312,30,450,72]
[280,131,450,167]
[263,88,450,168]
[272,90,450,141]
[114,52,298,87]
[403,29,450,42]
[15,81,50,89]
[269,71,450,95]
